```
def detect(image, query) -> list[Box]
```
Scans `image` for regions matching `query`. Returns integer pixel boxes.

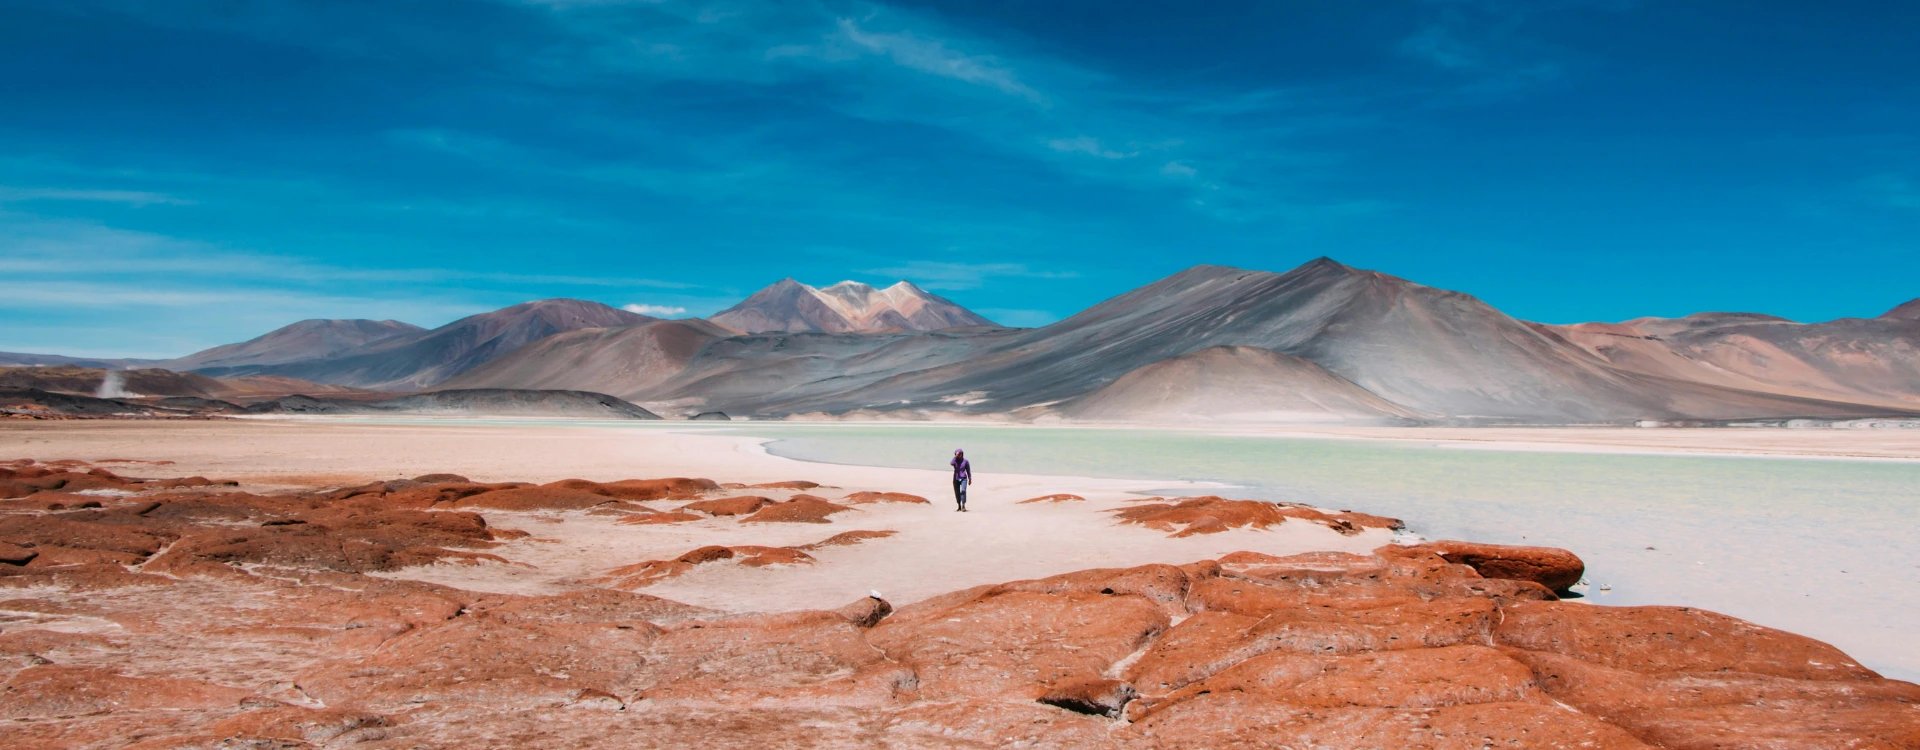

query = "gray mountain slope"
[165,319,424,370]
[1548,310,1920,410]
[1056,346,1424,423]
[631,259,1907,422]
[711,279,996,333]
[242,388,660,419]
[441,319,736,398]
[198,300,652,390]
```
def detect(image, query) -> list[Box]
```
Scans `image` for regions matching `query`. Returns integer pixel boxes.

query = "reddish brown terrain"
[2,459,1916,748]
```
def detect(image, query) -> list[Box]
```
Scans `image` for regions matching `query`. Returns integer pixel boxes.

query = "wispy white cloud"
[623,302,688,316]
[1160,161,1199,179]
[860,261,1077,291]
[0,186,191,206]
[1047,136,1135,160]
[833,18,1044,103]
[0,214,697,289]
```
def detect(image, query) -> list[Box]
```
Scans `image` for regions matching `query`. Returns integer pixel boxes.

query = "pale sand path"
[0,419,1392,612]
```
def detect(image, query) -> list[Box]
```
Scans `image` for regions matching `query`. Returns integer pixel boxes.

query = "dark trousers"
[952,479,968,506]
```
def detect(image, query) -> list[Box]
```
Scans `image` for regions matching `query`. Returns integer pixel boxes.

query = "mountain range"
[7,261,1916,424]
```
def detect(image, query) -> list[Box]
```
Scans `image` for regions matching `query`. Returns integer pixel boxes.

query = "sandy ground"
[0,419,1395,612]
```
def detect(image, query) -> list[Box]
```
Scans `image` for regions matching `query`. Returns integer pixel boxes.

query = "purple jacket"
[951,456,972,483]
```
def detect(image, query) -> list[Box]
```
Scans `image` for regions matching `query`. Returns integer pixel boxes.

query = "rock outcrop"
[1112,495,1404,537]
[2,462,1915,748]
[1391,539,1587,593]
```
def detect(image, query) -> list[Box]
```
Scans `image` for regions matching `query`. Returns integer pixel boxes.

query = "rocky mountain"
[197,299,653,390]
[1546,309,1920,411]
[614,259,1909,423]
[1056,346,1424,424]
[241,388,661,419]
[711,279,996,334]
[441,319,735,399]
[0,366,361,403]
[164,319,424,371]
[8,261,1913,424]
[1883,298,1920,320]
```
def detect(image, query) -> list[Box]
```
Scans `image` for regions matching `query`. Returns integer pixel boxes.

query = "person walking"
[950,449,972,512]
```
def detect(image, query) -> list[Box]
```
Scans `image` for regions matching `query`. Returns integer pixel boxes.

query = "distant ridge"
[7,259,1914,424]
[195,299,652,390]
[165,319,424,370]
[442,318,736,399]
[711,279,995,333]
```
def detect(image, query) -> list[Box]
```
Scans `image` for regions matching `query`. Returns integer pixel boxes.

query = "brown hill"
[202,299,653,390]
[1547,310,1920,410]
[691,259,1894,423]
[442,319,734,400]
[1057,346,1423,423]
[0,366,364,403]
[164,319,423,370]
[0,366,226,399]
[240,388,661,419]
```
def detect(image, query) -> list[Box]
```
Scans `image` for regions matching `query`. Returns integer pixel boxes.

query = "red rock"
[141,476,235,490]
[676,545,737,565]
[869,585,1171,699]
[597,545,817,589]
[1038,676,1137,717]
[795,530,898,550]
[5,463,1914,748]
[450,486,619,510]
[0,542,36,565]
[1390,540,1586,592]
[679,495,774,516]
[1,469,139,498]
[206,705,392,744]
[0,515,176,558]
[1019,493,1086,503]
[382,481,513,508]
[1112,496,1401,538]
[637,609,903,706]
[841,491,930,504]
[484,588,712,626]
[615,509,704,525]
[747,480,822,490]
[594,477,721,500]
[566,687,626,710]
[835,595,894,628]
[1514,647,1920,748]
[1494,600,1880,680]
[734,546,814,567]
[739,496,853,524]
[0,665,251,719]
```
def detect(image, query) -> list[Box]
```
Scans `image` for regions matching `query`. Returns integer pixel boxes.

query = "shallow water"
[724,423,1920,683]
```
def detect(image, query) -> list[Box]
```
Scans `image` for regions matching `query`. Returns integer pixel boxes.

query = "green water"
[728,423,1920,682]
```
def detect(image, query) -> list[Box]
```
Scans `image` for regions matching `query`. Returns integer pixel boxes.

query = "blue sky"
[2,0,1915,357]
